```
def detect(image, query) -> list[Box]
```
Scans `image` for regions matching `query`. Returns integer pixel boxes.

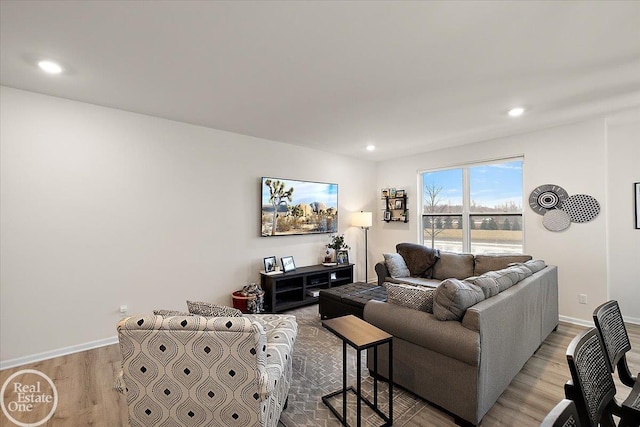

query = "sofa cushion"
[464,276,500,299]
[474,254,532,275]
[481,269,521,292]
[383,253,411,278]
[396,243,440,277]
[186,300,243,317]
[433,278,485,321]
[506,264,533,281]
[384,276,441,288]
[523,259,546,273]
[431,252,475,280]
[386,283,435,313]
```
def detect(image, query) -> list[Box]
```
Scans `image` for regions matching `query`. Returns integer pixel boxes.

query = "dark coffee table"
[319,282,387,319]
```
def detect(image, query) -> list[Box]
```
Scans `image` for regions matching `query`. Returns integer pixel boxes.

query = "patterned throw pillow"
[383,253,411,278]
[153,309,192,316]
[386,283,435,313]
[186,301,242,317]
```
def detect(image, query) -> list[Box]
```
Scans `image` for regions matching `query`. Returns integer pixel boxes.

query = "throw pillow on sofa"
[396,243,440,277]
[383,253,411,278]
[433,278,485,321]
[153,309,192,316]
[386,283,435,313]
[186,300,242,317]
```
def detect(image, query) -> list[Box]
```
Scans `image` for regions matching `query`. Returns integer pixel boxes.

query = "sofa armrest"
[364,300,480,365]
[375,262,389,286]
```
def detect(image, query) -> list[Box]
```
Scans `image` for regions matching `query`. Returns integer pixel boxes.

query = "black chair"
[565,327,639,427]
[541,399,581,427]
[593,300,637,388]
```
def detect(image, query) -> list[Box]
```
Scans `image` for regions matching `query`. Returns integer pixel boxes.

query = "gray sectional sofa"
[365,244,559,426]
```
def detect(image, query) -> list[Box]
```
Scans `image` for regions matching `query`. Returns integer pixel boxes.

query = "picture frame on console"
[336,250,349,265]
[264,256,277,273]
[281,256,296,272]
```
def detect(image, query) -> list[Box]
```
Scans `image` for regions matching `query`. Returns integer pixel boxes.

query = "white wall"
[373,117,634,324]
[606,109,640,323]
[0,87,376,365]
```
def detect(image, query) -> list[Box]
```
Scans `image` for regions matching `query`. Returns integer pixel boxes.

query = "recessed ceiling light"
[366,144,376,151]
[38,60,63,74]
[508,107,525,117]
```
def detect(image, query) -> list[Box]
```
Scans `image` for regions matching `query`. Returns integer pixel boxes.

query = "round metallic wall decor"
[562,194,600,223]
[529,184,569,215]
[543,209,571,231]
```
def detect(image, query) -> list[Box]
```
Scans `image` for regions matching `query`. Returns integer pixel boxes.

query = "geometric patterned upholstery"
[117,314,297,427]
[540,399,581,427]
[593,300,636,388]
[565,327,616,427]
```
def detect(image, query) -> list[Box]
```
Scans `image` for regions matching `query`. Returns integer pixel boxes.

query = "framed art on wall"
[635,182,640,229]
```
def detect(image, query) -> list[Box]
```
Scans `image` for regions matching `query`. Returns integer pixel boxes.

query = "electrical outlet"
[119,305,128,316]
[578,294,587,304]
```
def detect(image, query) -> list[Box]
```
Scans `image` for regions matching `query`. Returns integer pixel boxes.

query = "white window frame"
[419,157,525,254]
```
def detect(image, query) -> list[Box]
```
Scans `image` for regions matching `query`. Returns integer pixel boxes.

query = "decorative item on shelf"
[396,189,405,198]
[336,250,349,265]
[263,256,277,272]
[352,210,372,283]
[281,256,296,272]
[232,283,265,314]
[326,234,350,262]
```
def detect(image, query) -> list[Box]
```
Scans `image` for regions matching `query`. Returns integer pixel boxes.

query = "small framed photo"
[336,250,349,265]
[263,256,277,273]
[635,182,640,229]
[384,211,391,221]
[281,256,296,273]
[396,189,405,198]
[389,188,397,198]
[395,199,404,209]
[381,188,389,198]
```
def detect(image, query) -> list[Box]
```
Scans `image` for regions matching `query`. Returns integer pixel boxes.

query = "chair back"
[565,327,616,427]
[593,300,636,388]
[540,399,581,427]
[117,314,268,427]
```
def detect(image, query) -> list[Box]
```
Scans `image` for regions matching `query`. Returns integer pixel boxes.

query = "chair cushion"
[383,253,411,278]
[433,278,485,321]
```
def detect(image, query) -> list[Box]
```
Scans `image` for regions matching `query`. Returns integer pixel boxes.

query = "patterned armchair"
[117,313,297,427]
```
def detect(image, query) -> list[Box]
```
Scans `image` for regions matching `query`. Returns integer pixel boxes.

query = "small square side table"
[322,315,393,427]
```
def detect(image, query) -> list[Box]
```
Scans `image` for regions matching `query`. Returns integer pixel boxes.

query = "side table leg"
[389,339,393,424]
[357,348,362,427]
[373,345,378,409]
[343,340,347,424]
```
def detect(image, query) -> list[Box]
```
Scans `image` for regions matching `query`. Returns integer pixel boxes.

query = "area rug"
[277,305,439,427]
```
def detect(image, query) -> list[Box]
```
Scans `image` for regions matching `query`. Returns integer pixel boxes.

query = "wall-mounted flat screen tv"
[261,177,338,236]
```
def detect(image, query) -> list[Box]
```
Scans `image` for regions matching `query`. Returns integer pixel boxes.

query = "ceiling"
[2,1,639,161]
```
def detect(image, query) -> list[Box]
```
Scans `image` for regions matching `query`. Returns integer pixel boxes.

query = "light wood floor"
[1,320,638,427]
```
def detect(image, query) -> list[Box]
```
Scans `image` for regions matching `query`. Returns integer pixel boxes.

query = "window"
[421,158,523,254]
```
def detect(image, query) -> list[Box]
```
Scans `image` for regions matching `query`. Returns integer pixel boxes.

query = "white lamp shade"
[352,211,373,228]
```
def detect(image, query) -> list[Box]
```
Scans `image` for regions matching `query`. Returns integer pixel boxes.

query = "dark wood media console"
[261,263,354,313]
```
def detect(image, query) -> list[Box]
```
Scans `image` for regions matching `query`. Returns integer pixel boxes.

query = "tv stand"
[261,264,354,313]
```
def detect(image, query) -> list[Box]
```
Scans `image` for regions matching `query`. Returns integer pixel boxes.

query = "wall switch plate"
[119,305,128,314]
[578,294,587,304]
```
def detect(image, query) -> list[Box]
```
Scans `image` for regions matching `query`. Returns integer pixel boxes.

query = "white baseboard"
[559,314,640,327]
[0,336,118,371]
